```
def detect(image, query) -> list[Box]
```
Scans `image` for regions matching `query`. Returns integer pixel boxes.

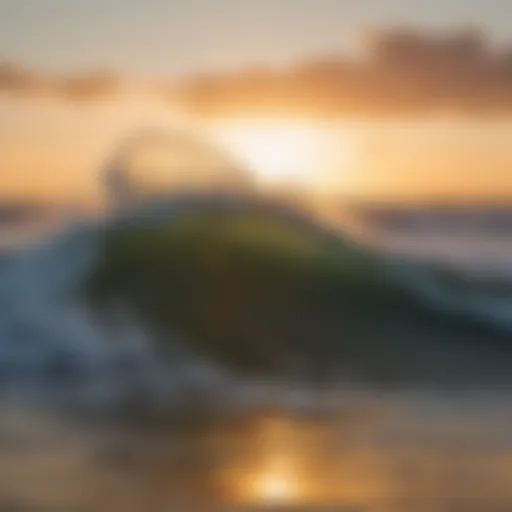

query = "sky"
[2,0,512,204]
[1,0,512,77]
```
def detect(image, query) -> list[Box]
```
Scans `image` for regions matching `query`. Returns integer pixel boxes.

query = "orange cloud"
[0,63,50,97]
[0,63,120,101]
[56,71,121,101]
[4,27,512,115]
[173,27,512,117]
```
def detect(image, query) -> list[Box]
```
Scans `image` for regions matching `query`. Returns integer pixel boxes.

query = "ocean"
[0,193,511,511]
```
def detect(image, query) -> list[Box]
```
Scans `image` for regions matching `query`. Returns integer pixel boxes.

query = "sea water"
[0,197,510,511]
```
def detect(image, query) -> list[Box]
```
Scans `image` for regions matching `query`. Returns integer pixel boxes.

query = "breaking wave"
[0,190,511,414]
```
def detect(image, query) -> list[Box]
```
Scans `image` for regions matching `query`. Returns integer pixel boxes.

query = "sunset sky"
[1,0,511,76]
[2,0,512,205]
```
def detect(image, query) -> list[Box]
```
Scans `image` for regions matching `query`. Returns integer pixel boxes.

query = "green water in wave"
[85,204,512,384]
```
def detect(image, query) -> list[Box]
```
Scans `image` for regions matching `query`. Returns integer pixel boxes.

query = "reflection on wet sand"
[0,391,511,511]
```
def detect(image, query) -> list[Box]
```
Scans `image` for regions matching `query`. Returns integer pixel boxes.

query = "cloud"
[173,27,512,117]
[0,63,120,101]
[0,63,50,96]
[56,71,121,101]
[3,26,512,115]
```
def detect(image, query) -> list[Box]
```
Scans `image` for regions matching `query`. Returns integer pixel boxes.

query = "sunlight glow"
[214,119,354,190]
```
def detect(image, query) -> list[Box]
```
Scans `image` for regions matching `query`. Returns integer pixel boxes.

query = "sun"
[214,119,345,189]
[219,122,317,182]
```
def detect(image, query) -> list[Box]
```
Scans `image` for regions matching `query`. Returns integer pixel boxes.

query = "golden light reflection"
[255,467,296,505]
[238,416,304,506]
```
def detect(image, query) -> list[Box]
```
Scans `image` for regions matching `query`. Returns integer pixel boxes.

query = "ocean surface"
[0,195,511,511]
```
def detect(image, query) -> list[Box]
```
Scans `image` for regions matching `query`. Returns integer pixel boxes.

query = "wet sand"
[0,388,511,512]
